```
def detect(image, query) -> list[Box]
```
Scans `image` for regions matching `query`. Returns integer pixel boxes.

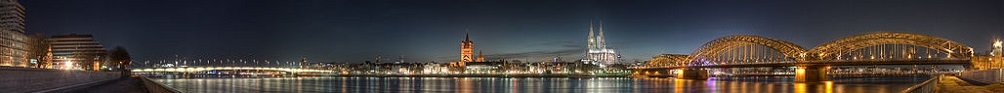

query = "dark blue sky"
[19,0,1003,64]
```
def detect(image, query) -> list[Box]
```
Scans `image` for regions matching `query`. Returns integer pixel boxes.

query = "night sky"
[18,0,1004,64]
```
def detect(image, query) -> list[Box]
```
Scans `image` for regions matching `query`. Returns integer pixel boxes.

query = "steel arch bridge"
[637,32,974,68]
[806,32,973,60]
[132,66,336,73]
[632,32,976,82]
[688,35,808,66]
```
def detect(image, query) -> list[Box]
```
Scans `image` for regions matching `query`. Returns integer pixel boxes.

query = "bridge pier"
[678,68,708,80]
[795,65,829,83]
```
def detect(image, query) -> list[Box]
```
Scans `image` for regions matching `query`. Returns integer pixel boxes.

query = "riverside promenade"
[904,69,1004,93]
[936,75,1004,93]
[48,77,149,93]
[0,67,119,92]
[0,67,177,93]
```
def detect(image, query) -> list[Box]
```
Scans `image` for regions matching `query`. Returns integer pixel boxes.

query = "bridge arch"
[806,32,974,60]
[689,35,808,64]
[645,54,691,67]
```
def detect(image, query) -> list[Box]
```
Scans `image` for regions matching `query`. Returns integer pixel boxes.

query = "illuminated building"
[0,0,28,67]
[299,56,307,68]
[460,31,489,62]
[974,39,1004,69]
[584,20,619,65]
[452,31,490,68]
[50,34,106,70]
[992,40,1002,57]
[477,50,485,62]
[461,32,474,63]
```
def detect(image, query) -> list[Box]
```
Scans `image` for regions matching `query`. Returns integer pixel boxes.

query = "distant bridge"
[132,66,335,73]
[630,32,982,82]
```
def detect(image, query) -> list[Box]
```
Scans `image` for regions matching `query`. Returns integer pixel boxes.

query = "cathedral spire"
[598,20,606,49]
[587,20,596,50]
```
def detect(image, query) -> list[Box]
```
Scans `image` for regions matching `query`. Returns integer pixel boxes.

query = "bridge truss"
[643,32,975,68]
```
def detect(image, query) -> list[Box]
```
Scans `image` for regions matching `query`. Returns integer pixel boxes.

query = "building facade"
[0,0,28,67]
[461,32,474,63]
[477,50,485,62]
[50,34,106,70]
[453,32,488,68]
[584,20,619,65]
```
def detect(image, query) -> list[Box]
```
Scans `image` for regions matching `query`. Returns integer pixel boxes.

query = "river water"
[153,76,928,93]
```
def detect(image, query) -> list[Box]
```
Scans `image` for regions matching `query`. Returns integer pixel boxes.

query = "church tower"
[460,31,475,63]
[477,50,485,62]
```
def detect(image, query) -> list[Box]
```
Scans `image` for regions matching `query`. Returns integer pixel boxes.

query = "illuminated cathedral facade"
[584,20,620,65]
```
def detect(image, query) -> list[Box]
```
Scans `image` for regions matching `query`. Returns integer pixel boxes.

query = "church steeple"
[477,50,485,62]
[597,20,606,49]
[460,29,475,63]
[587,20,596,50]
[464,29,471,42]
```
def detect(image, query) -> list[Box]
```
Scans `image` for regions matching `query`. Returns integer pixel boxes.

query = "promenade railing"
[956,69,1004,84]
[139,76,182,93]
[900,74,941,93]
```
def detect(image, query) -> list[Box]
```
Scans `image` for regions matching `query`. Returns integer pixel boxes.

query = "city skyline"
[16,0,1004,63]
[1,0,1002,93]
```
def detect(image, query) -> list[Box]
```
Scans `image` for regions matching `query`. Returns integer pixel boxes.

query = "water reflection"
[154,76,923,93]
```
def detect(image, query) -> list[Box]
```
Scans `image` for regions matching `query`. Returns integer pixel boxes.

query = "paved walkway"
[53,77,149,93]
[937,76,1004,93]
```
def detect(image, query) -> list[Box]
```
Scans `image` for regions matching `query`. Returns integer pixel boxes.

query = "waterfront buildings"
[0,0,23,33]
[584,20,620,66]
[50,34,107,70]
[0,0,28,67]
[973,40,1004,69]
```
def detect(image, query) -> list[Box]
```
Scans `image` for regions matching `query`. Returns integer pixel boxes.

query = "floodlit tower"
[460,31,475,63]
[587,20,596,50]
[993,40,1002,57]
[597,20,606,49]
[477,50,485,62]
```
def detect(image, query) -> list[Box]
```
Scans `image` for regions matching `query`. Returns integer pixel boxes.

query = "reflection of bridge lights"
[794,83,808,93]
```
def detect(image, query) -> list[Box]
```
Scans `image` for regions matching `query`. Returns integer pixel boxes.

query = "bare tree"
[107,46,132,77]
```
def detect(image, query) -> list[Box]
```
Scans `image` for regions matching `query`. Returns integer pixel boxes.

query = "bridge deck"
[133,66,335,73]
[634,59,970,69]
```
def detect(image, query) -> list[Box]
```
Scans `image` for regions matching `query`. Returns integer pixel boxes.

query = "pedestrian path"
[51,77,149,93]
[937,76,1004,93]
